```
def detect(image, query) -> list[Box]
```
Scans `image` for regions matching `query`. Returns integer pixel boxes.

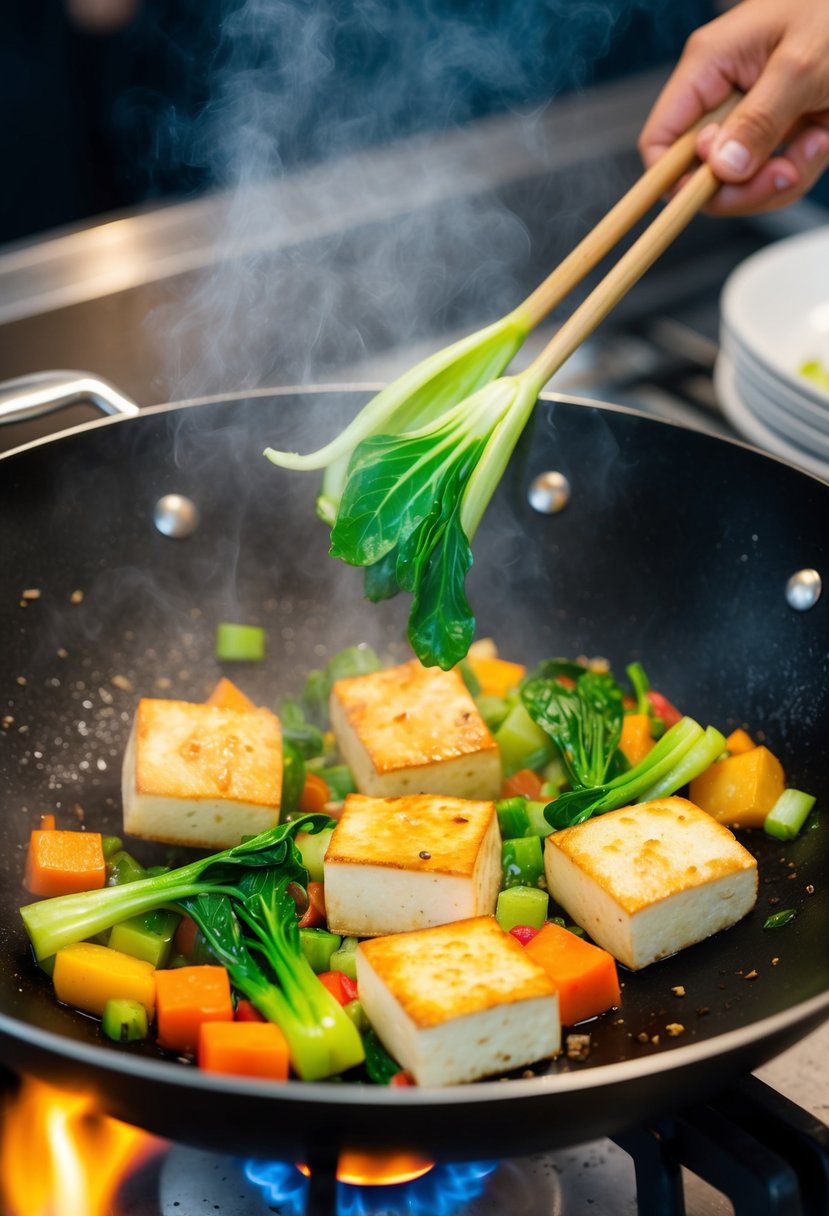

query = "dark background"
[1,0,715,247]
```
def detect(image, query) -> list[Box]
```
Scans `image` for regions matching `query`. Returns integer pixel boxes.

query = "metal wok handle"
[0,370,140,425]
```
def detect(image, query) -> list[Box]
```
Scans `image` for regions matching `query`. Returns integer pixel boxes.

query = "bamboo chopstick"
[519,93,738,331]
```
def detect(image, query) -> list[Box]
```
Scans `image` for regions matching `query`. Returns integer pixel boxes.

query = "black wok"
[0,386,827,1161]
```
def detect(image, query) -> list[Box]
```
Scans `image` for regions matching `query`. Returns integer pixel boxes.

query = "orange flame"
[0,1077,162,1216]
[298,1150,435,1186]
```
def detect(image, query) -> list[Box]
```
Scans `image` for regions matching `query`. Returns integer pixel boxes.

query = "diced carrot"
[726,728,755,756]
[198,1020,290,1080]
[389,1070,415,1087]
[690,745,785,829]
[235,999,266,1023]
[155,965,233,1054]
[299,772,331,814]
[298,881,326,929]
[205,676,257,712]
[619,714,654,767]
[53,943,156,1018]
[24,830,106,897]
[466,656,526,698]
[39,814,56,831]
[317,970,358,1006]
[501,768,544,800]
[525,922,621,1026]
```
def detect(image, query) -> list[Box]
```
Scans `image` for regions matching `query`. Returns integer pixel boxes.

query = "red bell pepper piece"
[647,690,683,728]
[235,999,266,1023]
[317,970,358,1006]
[509,925,540,946]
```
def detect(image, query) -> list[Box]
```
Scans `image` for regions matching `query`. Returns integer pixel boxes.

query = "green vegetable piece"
[102,997,148,1043]
[296,827,334,883]
[525,800,556,839]
[764,789,816,841]
[457,658,480,696]
[106,850,146,887]
[216,623,266,662]
[496,797,531,840]
[330,936,359,981]
[101,835,123,861]
[300,669,329,729]
[638,726,726,801]
[145,865,170,879]
[326,645,382,685]
[763,908,798,930]
[501,836,544,890]
[362,1027,402,1085]
[496,885,548,932]
[300,926,342,973]
[37,953,56,977]
[625,661,651,716]
[278,696,326,759]
[495,703,555,777]
[280,740,306,819]
[108,910,179,968]
[475,693,510,732]
[343,998,369,1033]
[521,669,624,790]
[321,765,357,802]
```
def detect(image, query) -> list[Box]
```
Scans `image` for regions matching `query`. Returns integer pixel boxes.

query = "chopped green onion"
[102,997,148,1043]
[764,789,816,841]
[215,623,266,662]
[763,908,798,930]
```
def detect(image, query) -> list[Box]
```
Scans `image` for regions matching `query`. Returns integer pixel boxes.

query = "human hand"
[639,0,829,215]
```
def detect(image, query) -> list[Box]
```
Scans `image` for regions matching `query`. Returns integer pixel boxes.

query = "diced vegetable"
[343,998,369,1033]
[300,927,342,973]
[619,713,654,767]
[501,836,544,890]
[299,772,331,815]
[495,885,548,932]
[495,704,555,777]
[317,970,359,1006]
[726,727,755,756]
[525,800,556,839]
[106,850,146,887]
[296,828,334,883]
[763,788,816,841]
[646,690,682,728]
[689,745,785,829]
[297,881,326,929]
[362,1026,403,1085]
[456,657,481,696]
[235,998,266,1021]
[101,835,123,860]
[102,998,149,1043]
[329,935,359,981]
[53,943,156,1018]
[509,925,540,945]
[155,965,233,1054]
[524,921,620,1025]
[198,1019,290,1080]
[108,909,180,969]
[24,831,106,898]
[501,768,544,800]
[475,693,511,731]
[763,908,798,929]
[496,797,531,840]
[215,623,266,662]
[205,677,256,712]
[467,656,526,698]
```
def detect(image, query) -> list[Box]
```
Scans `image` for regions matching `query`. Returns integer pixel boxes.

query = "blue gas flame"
[244,1158,498,1216]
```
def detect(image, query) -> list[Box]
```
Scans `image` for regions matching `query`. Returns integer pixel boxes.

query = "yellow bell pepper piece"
[467,656,526,698]
[725,727,755,755]
[619,713,654,767]
[690,745,785,829]
[53,942,156,1018]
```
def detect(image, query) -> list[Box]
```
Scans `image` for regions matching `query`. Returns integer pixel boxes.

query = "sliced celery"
[300,926,342,973]
[501,836,544,890]
[495,704,554,777]
[102,998,148,1043]
[496,798,531,840]
[525,800,556,839]
[476,693,510,732]
[496,885,548,932]
[108,910,179,968]
[215,623,266,662]
[764,788,816,841]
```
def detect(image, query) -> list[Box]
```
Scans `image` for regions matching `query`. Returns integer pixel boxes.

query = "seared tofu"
[122,699,282,849]
[356,916,560,1086]
[329,659,500,798]
[544,797,758,971]
[324,793,501,937]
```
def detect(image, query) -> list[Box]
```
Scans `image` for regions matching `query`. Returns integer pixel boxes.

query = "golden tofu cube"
[356,916,560,1086]
[329,659,500,798]
[122,699,282,849]
[324,793,502,937]
[544,797,758,970]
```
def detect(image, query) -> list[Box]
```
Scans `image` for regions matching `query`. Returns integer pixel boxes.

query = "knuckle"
[733,105,780,150]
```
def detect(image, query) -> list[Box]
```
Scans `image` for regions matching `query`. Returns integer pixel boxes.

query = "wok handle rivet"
[785,568,822,611]
[528,471,571,514]
[153,494,200,539]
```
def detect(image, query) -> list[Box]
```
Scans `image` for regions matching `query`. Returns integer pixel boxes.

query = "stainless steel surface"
[152,494,201,540]
[0,370,138,425]
[785,568,822,612]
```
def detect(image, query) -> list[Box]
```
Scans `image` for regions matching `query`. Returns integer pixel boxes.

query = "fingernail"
[804,130,829,161]
[714,139,752,173]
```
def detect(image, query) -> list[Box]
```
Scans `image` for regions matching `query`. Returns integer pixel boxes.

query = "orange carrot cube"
[725,728,755,756]
[198,1020,290,1080]
[619,714,654,767]
[525,921,621,1025]
[155,965,233,1054]
[690,745,784,828]
[24,830,106,897]
[205,677,256,713]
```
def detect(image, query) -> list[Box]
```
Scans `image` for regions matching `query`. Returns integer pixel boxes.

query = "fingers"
[702,119,829,215]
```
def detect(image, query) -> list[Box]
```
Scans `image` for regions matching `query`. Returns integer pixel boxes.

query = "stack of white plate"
[716,226,829,481]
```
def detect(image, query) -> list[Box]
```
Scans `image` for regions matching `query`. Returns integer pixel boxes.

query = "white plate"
[732,362,829,460]
[714,352,829,482]
[722,329,829,422]
[720,226,829,399]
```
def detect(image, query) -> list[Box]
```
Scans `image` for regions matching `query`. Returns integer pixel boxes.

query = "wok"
[0,383,827,1162]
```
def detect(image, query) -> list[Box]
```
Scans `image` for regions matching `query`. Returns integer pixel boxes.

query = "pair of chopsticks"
[517,94,738,391]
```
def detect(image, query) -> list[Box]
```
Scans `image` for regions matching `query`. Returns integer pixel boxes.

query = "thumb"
[707,51,812,180]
